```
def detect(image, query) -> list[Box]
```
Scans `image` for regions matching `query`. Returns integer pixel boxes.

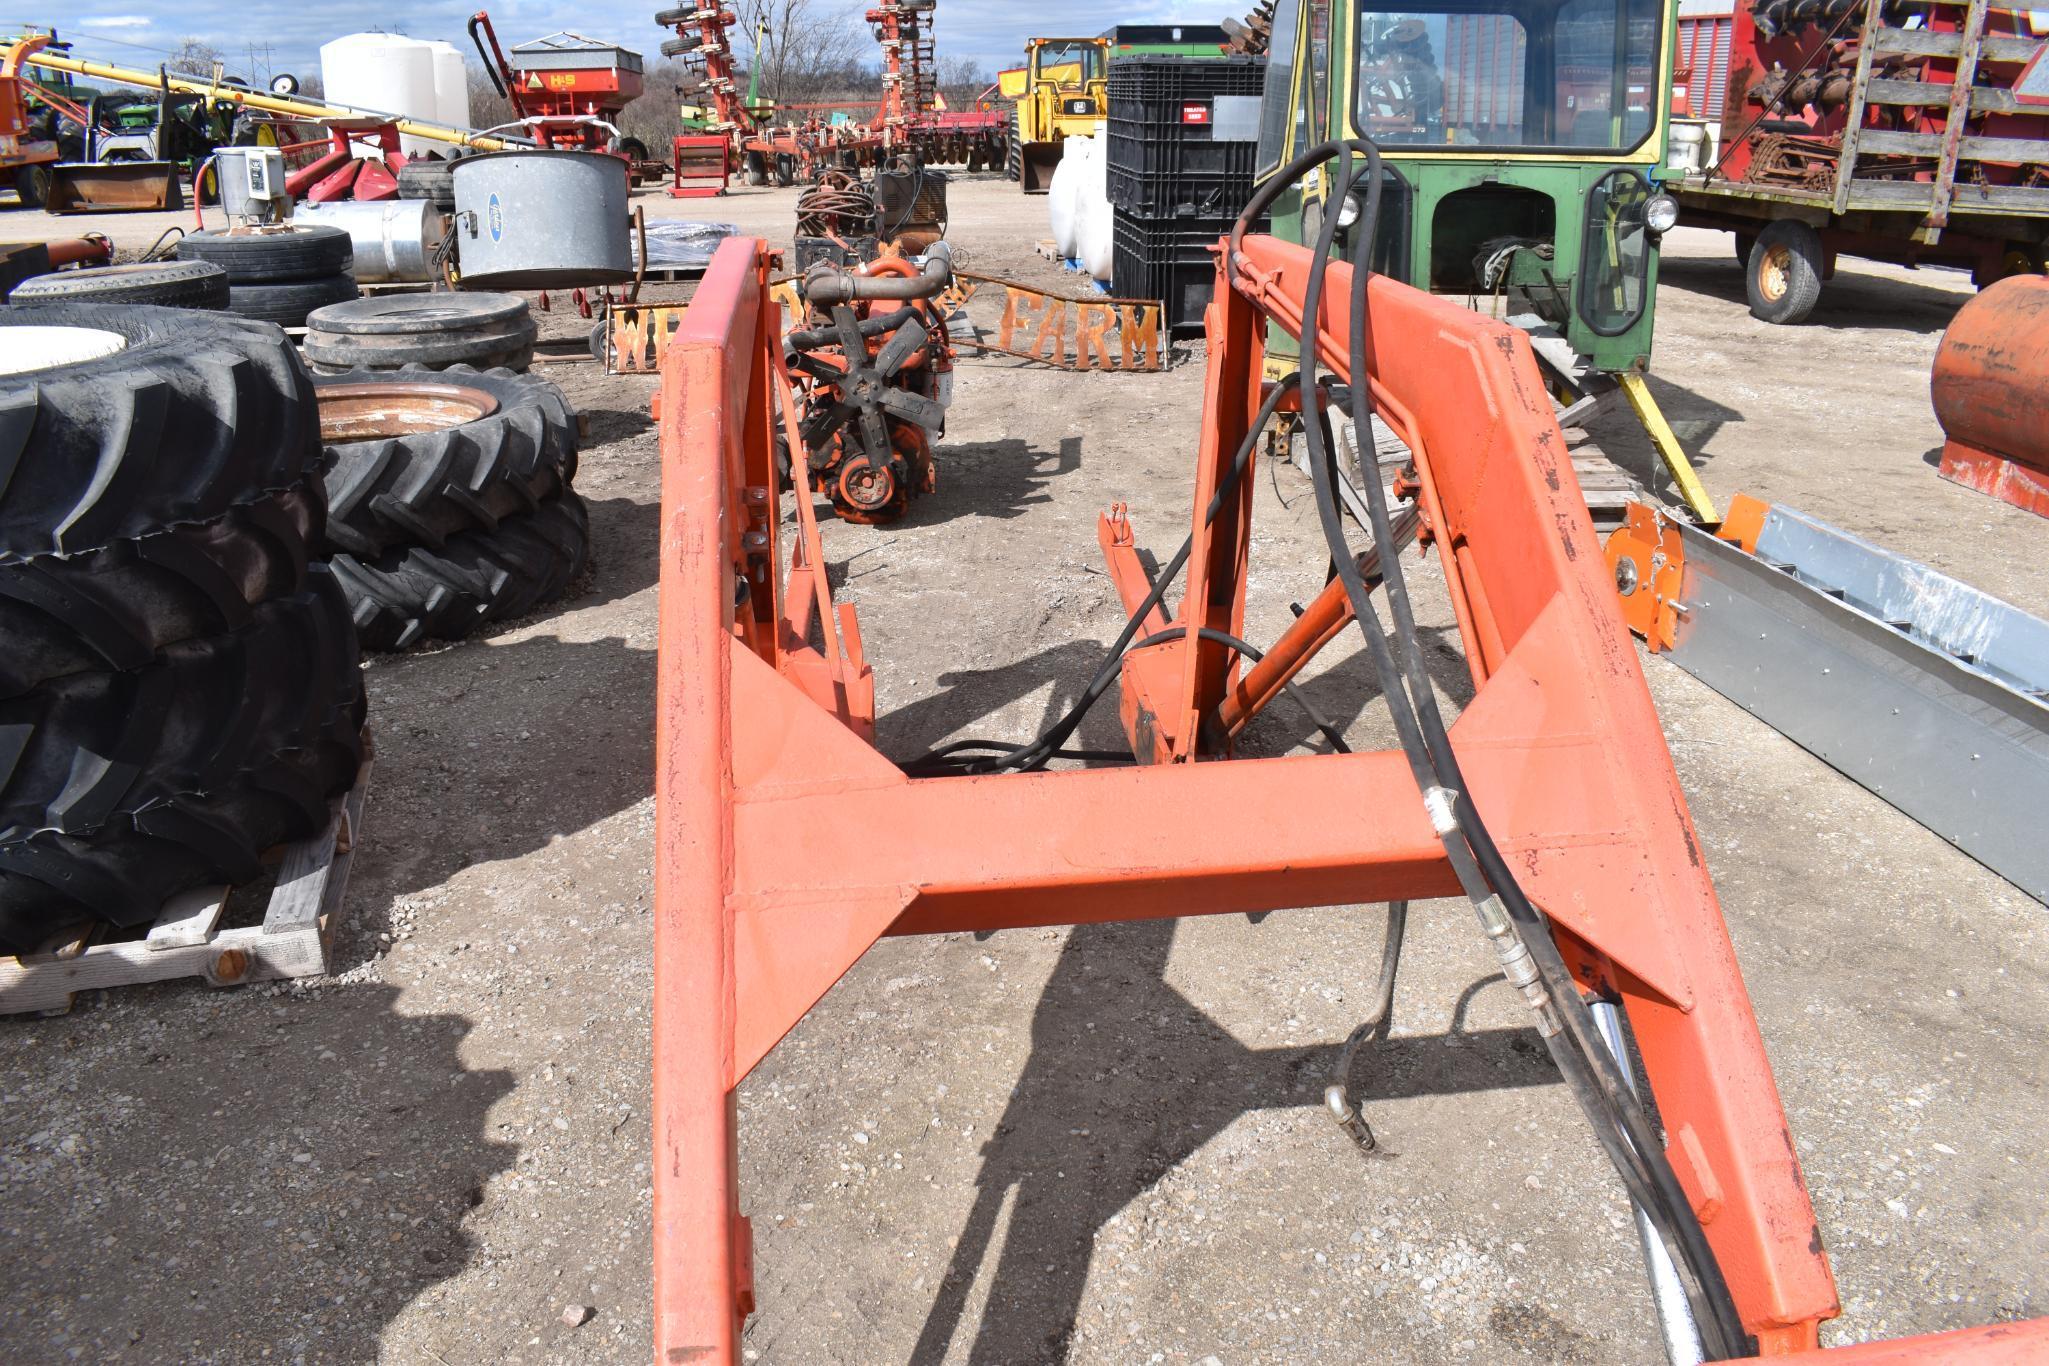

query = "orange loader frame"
[650,234,2047,1362]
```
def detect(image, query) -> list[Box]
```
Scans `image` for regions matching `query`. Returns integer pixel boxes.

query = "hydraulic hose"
[1131,625,1351,754]
[804,241,954,304]
[1264,136,1749,1359]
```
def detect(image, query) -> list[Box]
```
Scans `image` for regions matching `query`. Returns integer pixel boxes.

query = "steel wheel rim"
[1759,244,1792,302]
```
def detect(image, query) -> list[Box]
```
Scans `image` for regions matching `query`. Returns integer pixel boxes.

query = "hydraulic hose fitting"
[1475,894,1563,1038]
[1323,1084,1379,1152]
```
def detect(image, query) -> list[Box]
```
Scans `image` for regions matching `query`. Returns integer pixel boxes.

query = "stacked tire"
[303,294,539,375]
[8,260,229,310]
[0,305,367,956]
[312,365,589,651]
[178,224,360,328]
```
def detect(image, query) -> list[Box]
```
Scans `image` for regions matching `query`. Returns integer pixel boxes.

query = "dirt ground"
[1,176,2044,1365]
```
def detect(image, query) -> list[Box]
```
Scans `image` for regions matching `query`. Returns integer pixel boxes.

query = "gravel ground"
[0,177,2044,1365]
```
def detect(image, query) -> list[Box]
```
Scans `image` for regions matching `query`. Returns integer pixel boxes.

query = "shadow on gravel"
[901,436,1084,526]
[1656,255,1969,334]
[910,918,1552,1365]
[0,983,513,1361]
[359,630,655,909]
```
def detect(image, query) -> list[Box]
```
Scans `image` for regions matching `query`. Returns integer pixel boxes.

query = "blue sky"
[35,1,1234,86]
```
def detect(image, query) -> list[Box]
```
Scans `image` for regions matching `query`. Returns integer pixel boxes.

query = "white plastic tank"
[425,40,471,133]
[1048,135,1090,259]
[1076,137,1113,282]
[320,33,438,157]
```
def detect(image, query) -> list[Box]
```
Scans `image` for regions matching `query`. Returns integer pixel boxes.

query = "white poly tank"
[1048,135,1090,259]
[320,33,438,157]
[1077,136,1113,281]
[425,41,471,134]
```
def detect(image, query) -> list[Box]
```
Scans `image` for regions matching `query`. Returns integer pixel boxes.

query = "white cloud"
[80,14,154,26]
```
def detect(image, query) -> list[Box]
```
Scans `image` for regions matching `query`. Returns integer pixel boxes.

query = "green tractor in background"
[1253,0,1714,520]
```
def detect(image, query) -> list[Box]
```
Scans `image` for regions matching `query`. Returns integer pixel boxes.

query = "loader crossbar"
[652,235,1845,1361]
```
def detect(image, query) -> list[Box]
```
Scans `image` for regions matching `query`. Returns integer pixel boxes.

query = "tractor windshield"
[1353,0,1661,152]
[1033,41,1105,87]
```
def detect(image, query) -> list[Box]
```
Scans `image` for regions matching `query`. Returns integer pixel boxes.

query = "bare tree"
[732,0,870,109]
[165,38,225,78]
[935,53,992,110]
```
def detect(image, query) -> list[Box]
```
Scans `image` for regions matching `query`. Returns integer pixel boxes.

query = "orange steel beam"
[648,232,2049,1362]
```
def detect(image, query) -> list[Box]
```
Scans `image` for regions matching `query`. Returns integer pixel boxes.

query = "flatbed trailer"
[1673,0,2049,322]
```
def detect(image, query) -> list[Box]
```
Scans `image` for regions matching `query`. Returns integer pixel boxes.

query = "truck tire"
[10,260,230,310]
[0,483,320,700]
[178,225,355,283]
[0,565,365,950]
[0,304,319,558]
[396,158,457,210]
[228,273,360,328]
[1745,220,1824,325]
[329,492,589,651]
[302,293,538,373]
[315,365,579,558]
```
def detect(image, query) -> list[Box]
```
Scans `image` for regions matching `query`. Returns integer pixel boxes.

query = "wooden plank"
[1865,77,2023,114]
[1856,129,1944,156]
[1927,0,1992,231]
[145,886,230,951]
[1854,129,2049,164]
[1873,28,2037,62]
[1835,0,1888,215]
[1847,178,2049,211]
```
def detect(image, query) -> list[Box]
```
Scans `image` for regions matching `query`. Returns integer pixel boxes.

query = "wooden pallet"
[0,750,374,1016]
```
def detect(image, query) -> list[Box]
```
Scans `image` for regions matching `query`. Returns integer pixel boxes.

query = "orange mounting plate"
[648,231,2046,1364]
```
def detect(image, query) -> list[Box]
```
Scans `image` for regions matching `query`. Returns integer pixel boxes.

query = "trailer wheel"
[1745,220,1824,325]
[774,154,797,187]
[744,150,769,187]
[13,163,51,210]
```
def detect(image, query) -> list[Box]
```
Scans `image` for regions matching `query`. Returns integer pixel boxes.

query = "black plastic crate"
[1107,55,1266,218]
[1110,209,1238,336]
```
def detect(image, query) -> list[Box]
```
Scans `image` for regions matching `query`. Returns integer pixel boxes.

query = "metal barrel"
[1931,273,2049,475]
[295,199,445,283]
[450,149,632,289]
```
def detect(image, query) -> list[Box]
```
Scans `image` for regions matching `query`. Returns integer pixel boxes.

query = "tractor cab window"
[1032,40,1104,87]
[1256,0,1307,177]
[1353,0,1660,152]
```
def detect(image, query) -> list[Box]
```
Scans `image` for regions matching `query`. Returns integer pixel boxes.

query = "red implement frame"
[650,232,2037,1361]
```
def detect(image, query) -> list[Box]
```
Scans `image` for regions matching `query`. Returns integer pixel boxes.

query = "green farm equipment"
[1254,0,1715,519]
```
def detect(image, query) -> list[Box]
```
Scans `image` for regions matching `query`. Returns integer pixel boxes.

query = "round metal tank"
[294,199,444,283]
[451,151,632,289]
[1931,274,2049,477]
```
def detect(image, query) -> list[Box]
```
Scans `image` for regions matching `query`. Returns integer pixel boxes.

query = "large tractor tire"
[329,492,590,652]
[0,566,366,952]
[0,304,320,558]
[0,484,319,700]
[1745,219,1825,325]
[314,365,579,558]
[177,224,354,283]
[9,261,229,309]
[1005,109,1022,182]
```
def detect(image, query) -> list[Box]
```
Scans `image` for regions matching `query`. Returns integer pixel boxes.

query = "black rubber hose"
[897,372,1305,777]
[1278,136,1749,1357]
[1131,625,1351,754]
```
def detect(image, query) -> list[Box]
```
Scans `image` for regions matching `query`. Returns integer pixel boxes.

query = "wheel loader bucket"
[45,160,183,213]
[1020,140,1062,194]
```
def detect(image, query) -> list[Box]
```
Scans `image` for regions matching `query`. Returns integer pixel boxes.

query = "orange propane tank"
[1931,273,2049,518]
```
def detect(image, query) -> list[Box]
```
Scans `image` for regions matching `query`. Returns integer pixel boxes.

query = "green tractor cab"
[1255,0,1709,517]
